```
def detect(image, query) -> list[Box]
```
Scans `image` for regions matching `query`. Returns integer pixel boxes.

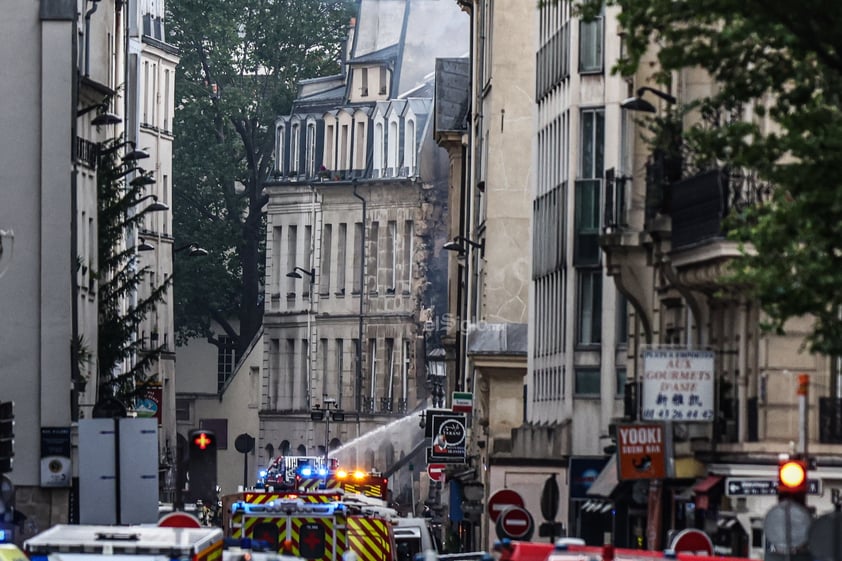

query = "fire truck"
[296,468,389,501]
[261,456,339,490]
[223,489,397,561]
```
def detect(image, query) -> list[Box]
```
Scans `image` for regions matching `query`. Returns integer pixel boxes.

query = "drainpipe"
[84,0,101,78]
[352,181,366,435]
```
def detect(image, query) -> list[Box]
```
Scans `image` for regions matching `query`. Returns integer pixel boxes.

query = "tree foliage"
[581,0,842,355]
[97,139,171,402]
[167,0,354,357]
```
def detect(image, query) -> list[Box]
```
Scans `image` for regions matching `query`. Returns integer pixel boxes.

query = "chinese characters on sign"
[641,349,714,422]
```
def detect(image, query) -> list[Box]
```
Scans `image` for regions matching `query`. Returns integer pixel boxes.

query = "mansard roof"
[348,43,399,65]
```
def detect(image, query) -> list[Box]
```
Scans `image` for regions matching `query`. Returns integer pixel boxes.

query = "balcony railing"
[75,136,98,169]
[669,167,773,251]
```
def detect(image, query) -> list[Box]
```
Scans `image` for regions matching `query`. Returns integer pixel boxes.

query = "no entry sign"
[427,463,446,482]
[487,488,525,522]
[496,506,534,541]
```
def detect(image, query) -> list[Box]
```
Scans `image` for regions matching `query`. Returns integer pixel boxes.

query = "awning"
[692,474,724,494]
[587,455,619,498]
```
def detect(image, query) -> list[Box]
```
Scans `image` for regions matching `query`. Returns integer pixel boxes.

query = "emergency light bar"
[233,500,346,516]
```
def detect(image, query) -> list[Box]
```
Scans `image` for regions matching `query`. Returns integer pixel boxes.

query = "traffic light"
[187,428,217,504]
[0,402,14,474]
[777,455,808,504]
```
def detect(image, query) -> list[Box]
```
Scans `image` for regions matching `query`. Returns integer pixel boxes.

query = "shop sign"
[641,349,714,422]
[616,423,667,480]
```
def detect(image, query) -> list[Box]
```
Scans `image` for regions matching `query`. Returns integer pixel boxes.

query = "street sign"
[487,488,525,522]
[452,392,473,413]
[496,506,534,541]
[427,463,446,482]
[429,413,466,462]
[808,511,842,561]
[764,500,812,550]
[669,528,714,555]
[726,478,821,496]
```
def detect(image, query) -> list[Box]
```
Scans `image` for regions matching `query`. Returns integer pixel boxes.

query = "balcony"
[75,136,98,169]
[669,167,773,251]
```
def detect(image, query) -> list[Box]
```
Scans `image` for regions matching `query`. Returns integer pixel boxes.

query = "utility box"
[78,418,158,524]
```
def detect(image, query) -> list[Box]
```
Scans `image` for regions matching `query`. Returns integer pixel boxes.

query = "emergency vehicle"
[495,539,757,561]
[23,524,224,561]
[262,456,338,490]
[296,468,389,501]
[224,490,397,561]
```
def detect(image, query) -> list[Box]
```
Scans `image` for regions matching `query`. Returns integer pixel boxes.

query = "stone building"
[259,0,469,512]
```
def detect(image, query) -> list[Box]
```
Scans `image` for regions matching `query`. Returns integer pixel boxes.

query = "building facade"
[0,0,177,538]
[259,0,469,514]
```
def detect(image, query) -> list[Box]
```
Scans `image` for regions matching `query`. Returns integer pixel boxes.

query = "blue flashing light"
[318,468,328,477]
[259,470,267,478]
[300,466,313,477]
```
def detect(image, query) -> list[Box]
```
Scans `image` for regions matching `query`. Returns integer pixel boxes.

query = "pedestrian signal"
[187,429,217,505]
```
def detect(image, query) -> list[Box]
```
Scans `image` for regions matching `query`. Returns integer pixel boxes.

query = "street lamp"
[620,86,677,113]
[286,267,315,281]
[174,242,209,257]
[426,347,447,409]
[443,236,484,256]
[311,398,344,462]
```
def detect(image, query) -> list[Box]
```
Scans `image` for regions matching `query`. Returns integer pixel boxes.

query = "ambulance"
[23,524,224,561]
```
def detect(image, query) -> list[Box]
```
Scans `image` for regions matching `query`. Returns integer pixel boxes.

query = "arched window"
[297,444,307,455]
[290,123,301,173]
[280,440,291,455]
[374,122,384,176]
[329,438,342,452]
[404,119,416,175]
[388,120,399,175]
[265,443,275,460]
[276,125,286,176]
[306,122,316,177]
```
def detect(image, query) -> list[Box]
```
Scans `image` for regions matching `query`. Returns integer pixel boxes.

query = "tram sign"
[726,478,821,496]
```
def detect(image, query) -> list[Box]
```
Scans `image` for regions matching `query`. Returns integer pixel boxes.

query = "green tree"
[167,0,353,356]
[583,0,842,355]
[97,138,171,403]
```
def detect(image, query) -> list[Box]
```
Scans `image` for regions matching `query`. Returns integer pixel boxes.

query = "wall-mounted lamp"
[620,86,677,113]
[98,140,149,162]
[443,236,484,256]
[130,173,156,187]
[134,194,169,212]
[174,242,209,257]
[286,267,315,282]
[138,238,155,252]
[91,111,122,126]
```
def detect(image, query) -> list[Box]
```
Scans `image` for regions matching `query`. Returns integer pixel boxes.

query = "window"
[577,270,602,345]
[404,119,416,173]
[368,338,378,411]
[273,226,282,295]
[580,108,604,179]
[374,123,385,174]
[276,125,286,176]
[616,368,627,397]
[387,221,397,292]
[176,398,191,422]
[355,121,366,170]
[306,123,316,177]
[575,367,600,396]
[143,61,150,124]
[369,222,379,292]
[321,338,329,397]
[320,224,332,295]
[401,340,411,403]
[361,67,369,96]
[336,339,344,408]
[291,123,301,173]
[574,179,601,265]
[287,225,297,295]
[217,335,238,391]
[303,225,312,298]
[379,66,388,95]
[403,221,414,288]
[325,124,335,170]
[337,223,347,295]
[388,120,399,174]
[352,222,363,294]
[163,69,171,131]
[384,338,395,411]
[579,15,603,73]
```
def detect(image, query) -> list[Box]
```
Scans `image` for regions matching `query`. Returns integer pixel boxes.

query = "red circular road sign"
[427,463,447,482]
[669,529,714,555]
[158,512,202,528]
[496,506,534,541]
[487,488,525,522]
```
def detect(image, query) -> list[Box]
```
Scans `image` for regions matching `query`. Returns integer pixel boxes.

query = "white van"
[393,517,437,561]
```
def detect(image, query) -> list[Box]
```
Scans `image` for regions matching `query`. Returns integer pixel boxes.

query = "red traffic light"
[191,431,215,450]
[779,460,806,488]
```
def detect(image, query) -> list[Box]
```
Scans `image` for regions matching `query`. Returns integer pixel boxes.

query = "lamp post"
[311,398,344,463]
[287,267,316,407]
